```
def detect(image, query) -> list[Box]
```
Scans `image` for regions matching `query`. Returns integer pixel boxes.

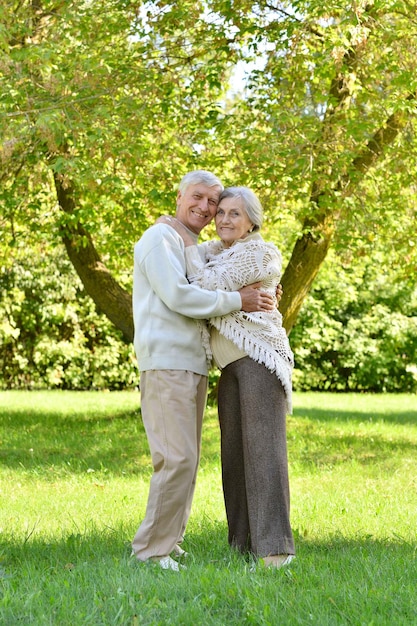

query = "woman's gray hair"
[179,170,224,194]
[219,186,263,231]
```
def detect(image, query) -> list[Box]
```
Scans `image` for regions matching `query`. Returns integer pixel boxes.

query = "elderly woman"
[165,187,295,568]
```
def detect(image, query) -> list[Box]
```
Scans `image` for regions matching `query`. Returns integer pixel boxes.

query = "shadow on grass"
[287,421,417,470]
[0,401,148,475]
[1,392,416,476]
[1,521,415,574]
[292,406,417,426]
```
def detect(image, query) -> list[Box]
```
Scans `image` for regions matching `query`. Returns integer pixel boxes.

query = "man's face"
[176,183,222,235]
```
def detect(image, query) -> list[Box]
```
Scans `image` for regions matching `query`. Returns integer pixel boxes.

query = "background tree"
[204,0,417,330]
[1,0,241,337]
[1,0,416,347]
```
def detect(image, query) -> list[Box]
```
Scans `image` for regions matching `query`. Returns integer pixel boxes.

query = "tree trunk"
[54,174,134,343]
[280,224,333,333]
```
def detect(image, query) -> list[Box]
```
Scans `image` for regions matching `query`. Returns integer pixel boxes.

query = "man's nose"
[199,197,209,210]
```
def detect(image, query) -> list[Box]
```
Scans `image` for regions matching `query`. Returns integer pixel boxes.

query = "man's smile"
[191,209,209,219]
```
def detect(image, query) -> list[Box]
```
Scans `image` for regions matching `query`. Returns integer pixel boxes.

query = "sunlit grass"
[1,391,416,625]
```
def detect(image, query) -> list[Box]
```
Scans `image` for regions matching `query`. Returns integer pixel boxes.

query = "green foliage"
[0,245,138,391]
[290,251,417,392]
[0,0,238,267]
[2,0,416,265]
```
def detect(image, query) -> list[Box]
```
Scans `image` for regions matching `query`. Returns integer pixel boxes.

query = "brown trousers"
[218,357,295,557]
[132,369,208,560]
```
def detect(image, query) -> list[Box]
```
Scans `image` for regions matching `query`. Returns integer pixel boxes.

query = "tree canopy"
[1,0,416,341]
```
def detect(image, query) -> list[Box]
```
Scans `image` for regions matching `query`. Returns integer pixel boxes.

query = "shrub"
[290,255,417,393]
[0,246,139,390]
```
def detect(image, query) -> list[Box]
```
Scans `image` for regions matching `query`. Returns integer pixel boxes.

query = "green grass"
[0,390,416,625]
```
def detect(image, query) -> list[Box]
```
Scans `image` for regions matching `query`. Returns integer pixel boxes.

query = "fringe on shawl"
[211,317,293,414]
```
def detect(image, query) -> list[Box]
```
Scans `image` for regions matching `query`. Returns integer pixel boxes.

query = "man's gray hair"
[219,187,264,231]
[179,170,224,194]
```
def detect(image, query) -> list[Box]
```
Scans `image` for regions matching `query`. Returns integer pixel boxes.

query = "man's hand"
[156,215,194,246]
[239,283,275,312]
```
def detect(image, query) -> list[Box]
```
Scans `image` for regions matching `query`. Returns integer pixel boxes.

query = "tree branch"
[53,173,134,343]
[352,93,415,174]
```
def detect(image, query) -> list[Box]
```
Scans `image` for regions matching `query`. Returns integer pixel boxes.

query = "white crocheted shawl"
[187,233,294,412]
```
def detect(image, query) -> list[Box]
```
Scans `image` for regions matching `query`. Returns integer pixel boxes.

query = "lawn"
[0,391,416,625]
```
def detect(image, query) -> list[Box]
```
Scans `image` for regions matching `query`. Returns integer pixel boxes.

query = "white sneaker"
[172,544,188,558]
[151,556,186,571]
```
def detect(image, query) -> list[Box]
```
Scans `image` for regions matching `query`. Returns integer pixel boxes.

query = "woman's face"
[215,196,254,247]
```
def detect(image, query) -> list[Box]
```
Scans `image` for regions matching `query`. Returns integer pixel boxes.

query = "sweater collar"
[221,231,263,249]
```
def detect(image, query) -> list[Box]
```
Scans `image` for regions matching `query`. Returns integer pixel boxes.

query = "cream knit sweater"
[185,232,294,412]
[133,224,242,376]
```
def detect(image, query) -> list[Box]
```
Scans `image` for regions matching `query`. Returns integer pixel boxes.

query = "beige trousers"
[132,369,208,560]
